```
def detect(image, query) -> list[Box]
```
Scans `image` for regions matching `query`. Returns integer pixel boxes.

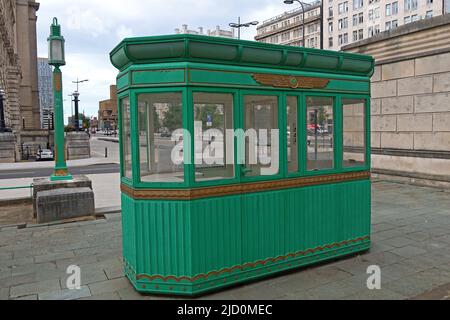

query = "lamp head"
[284,0,295,4]
[47,17,66,67]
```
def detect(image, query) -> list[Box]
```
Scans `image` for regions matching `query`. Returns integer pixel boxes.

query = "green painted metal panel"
[134,199,192,277]
[189,196,242,276]
[189,69,257,86]
[241,190,286,263]
[110,34,374,77]
[124,178,371,295]
[117,72,130,90]
[189,41,238,61]
[127,41,185,61]
[132,69,185,85]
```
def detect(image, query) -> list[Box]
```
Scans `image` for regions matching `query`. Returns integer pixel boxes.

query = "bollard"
[105,147,108,158]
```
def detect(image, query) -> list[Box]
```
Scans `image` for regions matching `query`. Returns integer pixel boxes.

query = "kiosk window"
[306,96,334,171]
[137,92,184,183]
[343,98,366,167]
[244,95,279,177]
[194,93,234,182]
[121,97,132,179]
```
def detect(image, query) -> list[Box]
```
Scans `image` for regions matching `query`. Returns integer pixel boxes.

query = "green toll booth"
[110,34,374,296]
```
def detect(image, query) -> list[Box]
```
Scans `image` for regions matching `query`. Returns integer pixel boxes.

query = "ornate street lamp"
[229,17,259,40]
[48,17,72,181]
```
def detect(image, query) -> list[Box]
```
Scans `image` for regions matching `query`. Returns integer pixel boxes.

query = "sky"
[36,0,303,122]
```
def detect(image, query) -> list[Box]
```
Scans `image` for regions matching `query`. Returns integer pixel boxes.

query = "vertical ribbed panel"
[134,200,192,277]
[285,180,371,253]
[122,179,371,281]
[241,190,285,263]
[190,195,242,276]
[121,194,137,268]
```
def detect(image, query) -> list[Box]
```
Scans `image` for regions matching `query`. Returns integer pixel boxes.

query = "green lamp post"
[48,17,72,181]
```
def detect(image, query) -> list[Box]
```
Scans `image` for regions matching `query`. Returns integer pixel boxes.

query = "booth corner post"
[48,17,72,181]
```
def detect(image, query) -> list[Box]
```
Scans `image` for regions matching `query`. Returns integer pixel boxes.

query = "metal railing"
[0,184,34,199]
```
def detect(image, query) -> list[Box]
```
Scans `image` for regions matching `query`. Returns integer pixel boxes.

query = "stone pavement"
[0,180,449,300]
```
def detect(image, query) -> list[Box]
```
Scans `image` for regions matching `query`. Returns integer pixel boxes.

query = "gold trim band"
[121,171,370,200]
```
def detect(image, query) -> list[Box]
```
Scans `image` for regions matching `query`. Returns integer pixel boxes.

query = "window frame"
[132,87,190,189]
[190,87,241,188]
[118,94,132,186]
[239,89,285,184]
[303,93,338,176]
[339,94,371,173]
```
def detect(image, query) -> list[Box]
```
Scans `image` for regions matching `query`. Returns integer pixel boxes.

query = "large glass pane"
[343,98,366,167]
[287,96,298,173]
[244,95,279,177]
[306,96,334,171]
[194,93,234,181]
[121,97,132,179]
[138,92,184,183]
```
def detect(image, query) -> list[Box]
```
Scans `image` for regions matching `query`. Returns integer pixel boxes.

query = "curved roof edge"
[110,34,375,77]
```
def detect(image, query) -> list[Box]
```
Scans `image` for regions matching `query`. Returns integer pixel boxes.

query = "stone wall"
[343,15,450,187]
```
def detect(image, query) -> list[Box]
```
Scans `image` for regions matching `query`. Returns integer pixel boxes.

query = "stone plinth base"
[0,132,16,163]
[66,132,91,160]
[36,187,95,224]
[33,175,93,218]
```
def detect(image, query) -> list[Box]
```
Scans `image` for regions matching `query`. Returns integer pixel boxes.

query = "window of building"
[411,14,419,22]
[352,30,358,42]
[193,93,234,182]
[359,12,364,23]
[281,32,290,41]
[138,92,184,183]
[375,24,380,34]
[353,14,358,26]
[392,1,398,14]
[353,0,364,9]
[404,16,411,24]
[368,26,374,37]
[427,0,433,3]
[287,96,298,173]
[293,28,301,38]
[358,29,364,40]
[386,4,391,16]
[404,0,418,12]
[306,96,334,171]
[121,97,132,179]
[374,7,380,19]
[338,34,343,45]
[244,95,279,177]
[392,19,398,28]
[343,33,348,44]
[343,17,348,29]
[369,9,373,21]
[328,22,334,33]
[385,21,391,30]
[329,37,334,47]
[329,7,334,17]
[426,10,433,18]
[342,98,366,168]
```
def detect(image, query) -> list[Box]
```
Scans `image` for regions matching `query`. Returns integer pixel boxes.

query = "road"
[0,163,120,180]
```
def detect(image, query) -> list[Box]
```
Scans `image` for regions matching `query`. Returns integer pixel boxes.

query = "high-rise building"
[37,58,53,129]
[175,24,237,38]
[254,1,322,48]
[323,0,449,51]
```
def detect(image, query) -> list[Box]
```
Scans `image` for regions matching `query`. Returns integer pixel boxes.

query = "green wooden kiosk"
[110,34,374,296]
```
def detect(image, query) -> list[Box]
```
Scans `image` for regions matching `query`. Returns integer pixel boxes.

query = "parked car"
[36,149,54,161]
